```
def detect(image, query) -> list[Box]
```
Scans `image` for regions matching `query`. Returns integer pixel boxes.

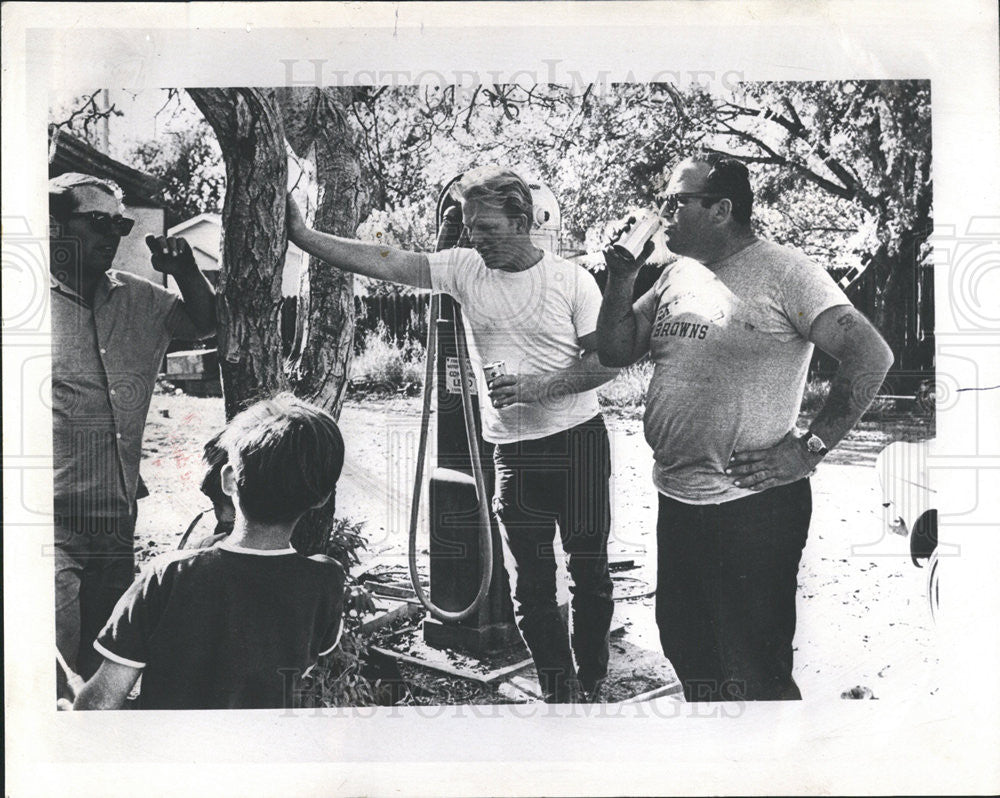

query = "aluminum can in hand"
[611,212,661,262]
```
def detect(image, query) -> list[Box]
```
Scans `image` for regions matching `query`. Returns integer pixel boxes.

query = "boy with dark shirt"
[73,394,347,710]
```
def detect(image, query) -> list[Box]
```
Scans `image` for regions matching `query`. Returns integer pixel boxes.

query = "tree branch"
[710,121,858,202]
[463,85,481,133]
[722,99,873,206]
[50,89,124,139]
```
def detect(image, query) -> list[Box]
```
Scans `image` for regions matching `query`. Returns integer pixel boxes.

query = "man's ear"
[49,215,63,238]
[221,463,237,497]
[714,198,733,224]
[515,214,530,234]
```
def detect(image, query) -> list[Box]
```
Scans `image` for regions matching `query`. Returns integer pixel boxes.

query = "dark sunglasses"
[68,211,135,237]
[661,193,726,217]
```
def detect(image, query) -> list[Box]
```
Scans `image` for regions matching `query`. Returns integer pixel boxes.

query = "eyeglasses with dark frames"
[660,193,727,217]
[67,211,136,237]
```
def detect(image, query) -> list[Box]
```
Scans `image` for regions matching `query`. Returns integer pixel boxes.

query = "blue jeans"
[655,478,811,701]
[492,415,614,702]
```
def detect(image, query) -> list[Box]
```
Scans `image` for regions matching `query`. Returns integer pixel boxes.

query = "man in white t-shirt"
[287,168,618,702]
[597,154,893,701]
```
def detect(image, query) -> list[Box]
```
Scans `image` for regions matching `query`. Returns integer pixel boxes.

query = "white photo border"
[3,2,999,796]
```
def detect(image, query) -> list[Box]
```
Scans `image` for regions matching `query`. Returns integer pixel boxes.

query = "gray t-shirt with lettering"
[634,239,850,504]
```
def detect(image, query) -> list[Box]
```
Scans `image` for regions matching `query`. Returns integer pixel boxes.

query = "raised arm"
[146,235,218,339]
[596,242,655,367]
[287,196,432,289]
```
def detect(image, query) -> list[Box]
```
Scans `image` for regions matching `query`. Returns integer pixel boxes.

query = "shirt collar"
[49,270,124,296]
[50,273,85,300]
[218,540,298,556]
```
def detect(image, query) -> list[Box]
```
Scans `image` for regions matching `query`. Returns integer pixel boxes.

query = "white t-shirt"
[427,247,603,444]
[634,239,851,504]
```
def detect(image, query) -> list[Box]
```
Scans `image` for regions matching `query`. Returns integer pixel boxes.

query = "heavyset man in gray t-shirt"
[598,154,893,701]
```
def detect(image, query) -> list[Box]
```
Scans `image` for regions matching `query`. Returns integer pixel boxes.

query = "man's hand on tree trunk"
[286,194,308,246]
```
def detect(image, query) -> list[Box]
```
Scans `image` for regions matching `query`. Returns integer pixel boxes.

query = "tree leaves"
[127,120,225,228]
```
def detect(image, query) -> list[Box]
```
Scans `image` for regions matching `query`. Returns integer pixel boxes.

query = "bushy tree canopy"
[127,121,226,228]
[96,80,931,366]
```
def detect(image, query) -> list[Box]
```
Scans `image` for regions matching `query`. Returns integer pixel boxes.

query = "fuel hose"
[406,207,494,622]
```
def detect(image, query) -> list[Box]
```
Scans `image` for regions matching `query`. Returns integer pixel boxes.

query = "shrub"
[598,360,653,409]
[297,517,379,707]
[799,378,830,414]
[350,321,425,395]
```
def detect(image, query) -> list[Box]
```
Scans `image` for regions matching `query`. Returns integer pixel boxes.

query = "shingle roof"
[48,125,164,208]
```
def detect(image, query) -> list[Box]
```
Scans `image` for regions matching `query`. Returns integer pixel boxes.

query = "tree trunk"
[188,87,368,556]
[187,88,290,419]
[276,87,372,554]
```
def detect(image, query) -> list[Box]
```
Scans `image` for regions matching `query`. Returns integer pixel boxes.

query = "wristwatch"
[801,430,829,457]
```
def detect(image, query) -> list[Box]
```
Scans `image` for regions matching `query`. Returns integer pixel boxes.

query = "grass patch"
[798,377,924,421]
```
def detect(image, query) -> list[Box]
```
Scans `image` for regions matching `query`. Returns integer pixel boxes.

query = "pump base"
[422,617,524,656]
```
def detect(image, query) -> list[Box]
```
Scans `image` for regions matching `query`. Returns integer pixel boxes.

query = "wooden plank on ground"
[364,580,417,599]
[371,645,534,685]
[359,601,424,635]
[620,682,684,703]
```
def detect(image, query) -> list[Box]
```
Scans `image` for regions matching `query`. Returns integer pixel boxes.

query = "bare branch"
[50,90,124,139]
[153,89,182,122]
[780,97,802,129]
[463,85,482,133]
[707,134,856,201]
[720,98,871,205]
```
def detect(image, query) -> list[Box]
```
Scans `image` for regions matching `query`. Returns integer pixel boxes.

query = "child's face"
[213,497,235,532]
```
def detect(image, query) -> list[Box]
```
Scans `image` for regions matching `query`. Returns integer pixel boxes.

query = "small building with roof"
[166,212,305,297]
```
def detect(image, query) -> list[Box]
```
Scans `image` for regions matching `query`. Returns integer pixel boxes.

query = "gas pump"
[408,175,562,655]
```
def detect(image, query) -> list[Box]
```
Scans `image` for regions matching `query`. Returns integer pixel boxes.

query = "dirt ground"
[136,388,939,703]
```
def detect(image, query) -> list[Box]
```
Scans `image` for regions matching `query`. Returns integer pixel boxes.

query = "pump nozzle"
[436,205,464,251]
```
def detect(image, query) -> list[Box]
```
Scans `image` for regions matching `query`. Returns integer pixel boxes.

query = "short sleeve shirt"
[427,247,603,444]
[634,239,851,503]
[50,269,198,518]
[95,541,345,709]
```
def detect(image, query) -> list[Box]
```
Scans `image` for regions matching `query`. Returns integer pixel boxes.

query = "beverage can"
[611,212,661,262]
[484,361,506,386]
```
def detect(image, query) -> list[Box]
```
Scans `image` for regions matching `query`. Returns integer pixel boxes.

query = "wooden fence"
[353,294,431,348]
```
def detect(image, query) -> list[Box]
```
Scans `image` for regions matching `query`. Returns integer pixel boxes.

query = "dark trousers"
[54,511,136,681]
[492,415,614,702]
[655,478,811,702]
